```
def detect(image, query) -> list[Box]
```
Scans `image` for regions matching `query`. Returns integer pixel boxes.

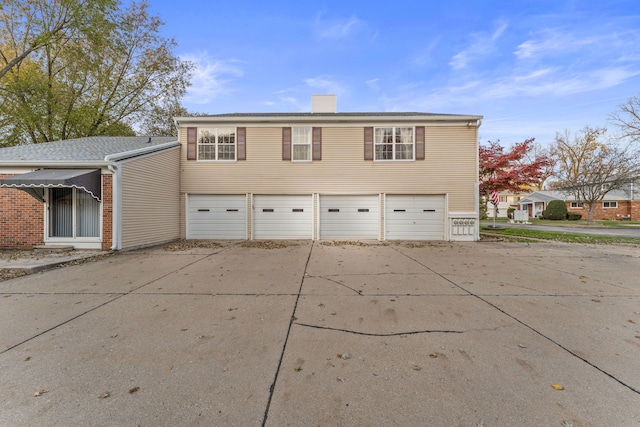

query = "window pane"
[396,143,413,160]
[293,145,310,161]
[375,144,393,160]
[76,190,100,237]
[218,144,235,160]
[49,188,73,237]
[198,144,215,160]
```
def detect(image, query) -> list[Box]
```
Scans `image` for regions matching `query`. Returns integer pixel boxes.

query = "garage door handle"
[263,209,274,212]
[197,209,210,212]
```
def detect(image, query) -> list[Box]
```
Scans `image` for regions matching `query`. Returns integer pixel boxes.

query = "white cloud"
[450,22,508,70]
[181,52,244,105]
[314,13,364,39]
[366,78,380,90]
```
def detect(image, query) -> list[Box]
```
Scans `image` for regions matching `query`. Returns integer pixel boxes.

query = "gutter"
[174,114,484,126]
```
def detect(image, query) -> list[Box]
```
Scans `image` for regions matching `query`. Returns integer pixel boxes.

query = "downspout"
[107,163,121,250]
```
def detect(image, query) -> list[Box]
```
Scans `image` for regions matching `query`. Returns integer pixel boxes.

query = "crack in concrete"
[293,322,463,336]
[306,275,363,295]
[391,245,640,396]
[261,242,315,427]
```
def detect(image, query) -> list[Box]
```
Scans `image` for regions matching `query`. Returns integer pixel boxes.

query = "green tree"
[0,0,193,146]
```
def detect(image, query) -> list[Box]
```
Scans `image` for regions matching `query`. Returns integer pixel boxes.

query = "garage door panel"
[188,195,246,239]
[320,195,378,240]
[253,196,312,239]
[386,195,444,240]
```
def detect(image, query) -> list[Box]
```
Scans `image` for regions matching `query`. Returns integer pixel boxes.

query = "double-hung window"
[198,128,236,161]
[292,127,312,161]
[570,202,584,208]
[374,127,414,160]
[603,201,618,208]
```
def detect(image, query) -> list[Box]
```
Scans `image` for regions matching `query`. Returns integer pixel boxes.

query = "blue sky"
[148,0,640,146]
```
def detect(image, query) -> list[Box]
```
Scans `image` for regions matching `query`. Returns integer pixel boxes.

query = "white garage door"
[320,195,378,240]
[385,195,445,240]
[187,195,246,239]
[253,195,312,239]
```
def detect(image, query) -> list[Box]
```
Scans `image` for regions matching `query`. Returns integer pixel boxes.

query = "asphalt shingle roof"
[0,136,177,162]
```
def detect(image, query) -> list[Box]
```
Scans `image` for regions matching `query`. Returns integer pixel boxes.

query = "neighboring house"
[0,95,483,249]
[518,186,640,220]
[0,137,180,250]
[175,95,482,242]
[486,191,525,218]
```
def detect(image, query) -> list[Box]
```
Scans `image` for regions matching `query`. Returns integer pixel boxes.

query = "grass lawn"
[480,226,640,245]
[483,218,640,227]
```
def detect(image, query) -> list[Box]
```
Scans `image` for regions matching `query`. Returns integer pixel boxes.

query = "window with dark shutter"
[415,126,425,160]
[364,127,374,160]
[237,127,246,160]
[187,127,197,160]
[312,127,322,161]
[282,127,291,161]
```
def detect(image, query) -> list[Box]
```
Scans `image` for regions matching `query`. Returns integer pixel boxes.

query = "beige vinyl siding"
[180,125,477,212]
[121,148,180,249]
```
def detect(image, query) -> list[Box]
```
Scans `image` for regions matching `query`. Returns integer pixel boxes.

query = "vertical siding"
[121,148,180,249]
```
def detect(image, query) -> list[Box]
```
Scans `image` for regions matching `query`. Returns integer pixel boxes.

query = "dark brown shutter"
[187,127,197,160]
[312,127,322,161]
[415,126,425,160]
[364,127,374,160]
[237,127,246,160]
[282,127,291,161]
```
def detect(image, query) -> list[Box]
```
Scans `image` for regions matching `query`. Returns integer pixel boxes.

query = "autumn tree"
[550,126,640,223]
[0,0,117,80]
[609,95,640,144]
[479,138,552,197]
[0,0,193,146]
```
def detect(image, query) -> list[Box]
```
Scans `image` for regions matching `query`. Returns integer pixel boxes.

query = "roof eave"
[174,114,483,125]
[0,160,110,168]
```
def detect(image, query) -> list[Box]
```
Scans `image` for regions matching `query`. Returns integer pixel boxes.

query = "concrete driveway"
[1,241,639,426]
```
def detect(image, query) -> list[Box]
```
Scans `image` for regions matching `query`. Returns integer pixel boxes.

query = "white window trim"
[291,127,312,162]
[373,126,415,162]
[603,201,618,208]
[197,127,237,162]
[570,202,584,209]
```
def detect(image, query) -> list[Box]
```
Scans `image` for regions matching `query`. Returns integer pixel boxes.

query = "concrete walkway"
[1,241,639,426]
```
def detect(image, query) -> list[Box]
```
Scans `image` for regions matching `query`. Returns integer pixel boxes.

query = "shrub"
[507,208,515,219]
[567,212,582,221]
[544,200,568,220]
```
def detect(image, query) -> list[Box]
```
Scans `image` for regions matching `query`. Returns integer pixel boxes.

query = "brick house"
[518,187,640,220]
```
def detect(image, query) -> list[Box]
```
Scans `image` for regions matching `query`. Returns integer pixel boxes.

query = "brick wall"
[1,172,114,250]
[566,200,640,220]
[101,174,113,250]
[0,174,45,249]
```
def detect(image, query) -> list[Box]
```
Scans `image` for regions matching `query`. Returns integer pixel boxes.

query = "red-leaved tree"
[479,138,552,197]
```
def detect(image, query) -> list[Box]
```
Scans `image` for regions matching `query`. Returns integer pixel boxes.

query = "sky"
[146,0,640,147]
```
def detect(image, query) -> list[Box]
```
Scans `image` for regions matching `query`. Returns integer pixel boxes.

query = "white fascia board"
[104,141,180,162]
[174,115,483,126]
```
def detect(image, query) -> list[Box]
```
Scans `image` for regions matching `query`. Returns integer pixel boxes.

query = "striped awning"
[0,169,102,202]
